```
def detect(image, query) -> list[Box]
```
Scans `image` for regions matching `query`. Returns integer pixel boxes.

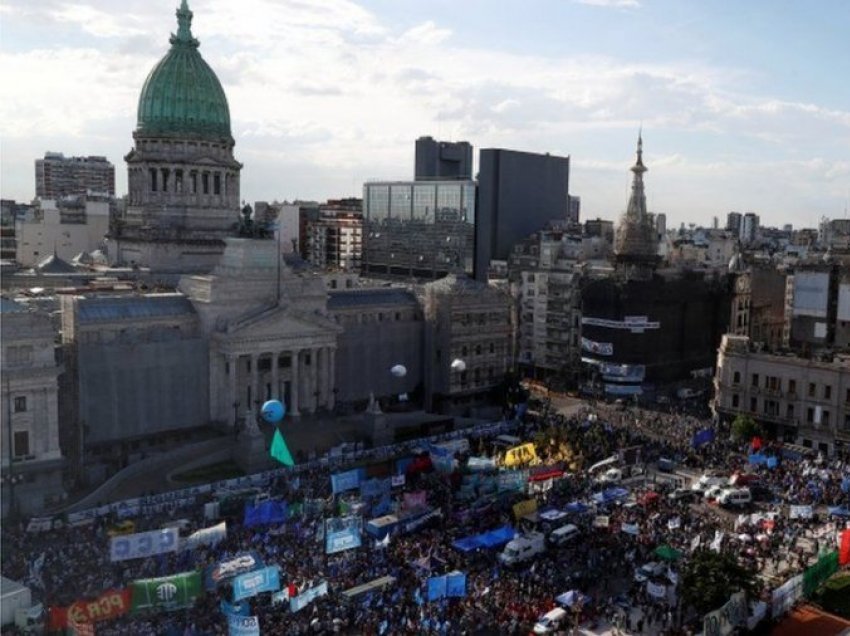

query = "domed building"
[109,0,242,274]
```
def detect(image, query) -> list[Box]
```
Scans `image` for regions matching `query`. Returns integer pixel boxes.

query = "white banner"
[582,316,660,332]
[593,515,610,528]
[690,535,701,552]
[581,337,613,356]
[110,527,179,562]
[789,505,813,519]
[771,574,803,619]
[391,474,406,488]
[710,530,724,552]
[621,523,640,536]
[667,517,681,530]
[185,521,227,550]
[703,591,747,636]
[26,517,55,533]
[647,582,666,599]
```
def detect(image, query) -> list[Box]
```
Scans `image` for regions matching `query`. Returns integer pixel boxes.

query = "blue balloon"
[261,400,286,423]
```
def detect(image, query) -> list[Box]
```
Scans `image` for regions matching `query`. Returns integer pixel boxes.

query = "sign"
[326,517,362,554]
[65,589,131,626]
[771,574,803,619]
[789,505,813,519]
[581,337,613,356]
[512,498,538,520]
[26,517,56,532]
[391,474,406,488]
[232,566,281,602]
[110,528,179,562]
[621,523,640,536]
[600,363,646,382]
[205,552,264,590]
[289,581,328,613]
[667,517,681,530]
[130,571,202,613]
[503,443,537,467]
[228,615,260,636]
[185,521,227,550]
[582,316,660,332]
[360,478,391,499]
[647,582,666,599]
[703,591,747,636]
[593,515,610,528]
[427,572,467,601]
[331,469,361,494]
[244,500,287,527]
[497,470,527,492]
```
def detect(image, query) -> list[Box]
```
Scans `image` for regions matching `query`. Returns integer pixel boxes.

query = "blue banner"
[244,501,287,527]
[228,615,260,636]
[205,551,264,590]
[767,457,779,469]
[372,494,392,517]
[220,600,249,617]
[289,581,328,613]
[331,469,361,494]
[749,453,768,466]
[691,429,715,448]
[232,566,281,602]
[326,526,362,554]
[446,572,467,597]
[427,576,447,602]
[360,478,391,499]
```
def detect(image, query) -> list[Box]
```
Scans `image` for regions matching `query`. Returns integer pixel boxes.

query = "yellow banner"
[504,443,537,467]
[512,498,538,520]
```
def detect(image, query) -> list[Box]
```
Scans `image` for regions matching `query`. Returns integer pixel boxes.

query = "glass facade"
[362,180,476,280]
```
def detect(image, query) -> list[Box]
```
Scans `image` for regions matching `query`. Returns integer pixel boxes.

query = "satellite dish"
[390,364,407,378]
[450,358,467,372]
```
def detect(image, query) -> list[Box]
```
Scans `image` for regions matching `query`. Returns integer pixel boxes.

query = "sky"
[1,0,848,229]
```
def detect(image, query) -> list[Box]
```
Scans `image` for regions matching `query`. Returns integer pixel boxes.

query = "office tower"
[35,153,115,198]
[415,136,473,180]
[475,148,571,281]
[726,212,742,234]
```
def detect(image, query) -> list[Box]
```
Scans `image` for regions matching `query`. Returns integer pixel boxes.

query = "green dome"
[136,1,231,140]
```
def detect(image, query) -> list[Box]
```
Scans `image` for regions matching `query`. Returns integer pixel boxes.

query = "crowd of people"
[2,398,848,635]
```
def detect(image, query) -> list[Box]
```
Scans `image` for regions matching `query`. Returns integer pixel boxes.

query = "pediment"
[222,306,341,343]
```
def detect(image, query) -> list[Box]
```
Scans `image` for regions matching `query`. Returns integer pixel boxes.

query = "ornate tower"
[110,0,242,275]
[614,133,659,278]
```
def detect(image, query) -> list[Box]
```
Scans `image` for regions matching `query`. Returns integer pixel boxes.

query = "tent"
[654,544,683,562]
[451,525,515,552]
[592,487,629,505]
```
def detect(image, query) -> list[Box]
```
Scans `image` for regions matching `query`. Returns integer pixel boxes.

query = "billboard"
[792,271,829,318]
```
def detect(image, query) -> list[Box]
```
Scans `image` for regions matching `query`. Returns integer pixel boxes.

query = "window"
[846,388,850,404]
[732,394,739,408]
[822,410,830,426]
[808,383,816,398]
[750,397,757,412]
[751,374,759,388]
[213,174,221,195]
[489,342,495,354]
[13,396,26,413]
[150,168,157,192]
[824,385,832,400]
[786,404,794,420]
[733,371,741,384]
[789,379,796,395]
[202,172,209,194]
[807,408,814,424]
[13,431,29,458]
[475,345,482,356]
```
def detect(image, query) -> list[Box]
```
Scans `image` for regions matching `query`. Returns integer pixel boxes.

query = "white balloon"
[390,364,407,378]
[450,358,467,372]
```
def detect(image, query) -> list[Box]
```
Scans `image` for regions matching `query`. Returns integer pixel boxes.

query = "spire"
[631,129,647,177]
[171,0,199,47]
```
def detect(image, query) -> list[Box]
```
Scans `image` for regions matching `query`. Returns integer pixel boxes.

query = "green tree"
[681,549,761,614]
[731,414,762,441]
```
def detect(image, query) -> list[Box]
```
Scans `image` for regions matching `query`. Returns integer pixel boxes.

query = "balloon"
[450,358,467,372]
[261,399,286,423]
[390,364,407,378]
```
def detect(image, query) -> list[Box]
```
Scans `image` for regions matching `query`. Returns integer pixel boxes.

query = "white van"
[548,523,581,547]
[498,531,546,566]
[718,488,752,508]
[533,607,567,634]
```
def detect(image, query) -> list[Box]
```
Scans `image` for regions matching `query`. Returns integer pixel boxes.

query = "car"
[704,485,726,501]
[634,561,666,583]
[718,488,752,508]
[548,524,581,547]
[668,488,696,503]
[691,473,727,495]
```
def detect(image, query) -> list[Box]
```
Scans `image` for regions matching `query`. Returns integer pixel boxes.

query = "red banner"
[840,529,850,566]
[50,589,130,630]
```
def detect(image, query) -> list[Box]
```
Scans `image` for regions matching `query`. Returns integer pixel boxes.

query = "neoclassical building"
[109,0,241,274]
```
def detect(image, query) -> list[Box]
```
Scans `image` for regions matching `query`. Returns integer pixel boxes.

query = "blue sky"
[1,0,848,229]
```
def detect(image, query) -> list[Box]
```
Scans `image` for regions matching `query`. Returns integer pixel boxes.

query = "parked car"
[499,532,546,566]
[691,473,728,495]
[668,488,697,503]
[718,488,752,508]
[704,484,726,501]
[548,523,581,547]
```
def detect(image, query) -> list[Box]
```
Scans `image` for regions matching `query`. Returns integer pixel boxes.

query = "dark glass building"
[415,136,473,180]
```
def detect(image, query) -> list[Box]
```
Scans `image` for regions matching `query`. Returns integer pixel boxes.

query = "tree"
[681,549,761,614]
[731,414,763,441]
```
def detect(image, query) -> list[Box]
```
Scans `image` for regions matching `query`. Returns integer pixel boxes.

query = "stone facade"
[1,299,65,516]
[713,334,850,456]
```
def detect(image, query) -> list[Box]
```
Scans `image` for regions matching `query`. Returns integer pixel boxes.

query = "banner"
[621,523,640,536]
[331,469,361,494]
[647,582,666,599]
[600,363,646,382]
[582,316,660,332]
[840,530,850,566]
[228,615,260,636]
[803,551,838,597]
[593,515,610,528]
[503,443,537,467]
[399,507,442,534]
[205,552,264,590]
[391,474,406,488]
[703,591,747,636]
[427,575,446,602]
[232,566,281,602]
[221,599,250,617]
[711,531,724,552]
[244,500,287,527]
[512,499,538,520]
[667,517,681,530]
[26,517,56,532]
[771,574,803,619]
[497,470,527,493]
[326,517,362,554]
[360,478,391,499]
[185,521,227,550]
[581,337,613,356]
[130,571,202,613]
[110,528,179,562]
[692,429,716,448]
[789,505,813,520]
[289,581,328,613]
[60,589,131,628]
[427,572,467,601]
[403,491,427,511]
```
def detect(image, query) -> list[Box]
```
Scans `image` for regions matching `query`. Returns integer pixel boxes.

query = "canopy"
[451,525,515,552]
[592,487,629,505]
[654,544,683,562]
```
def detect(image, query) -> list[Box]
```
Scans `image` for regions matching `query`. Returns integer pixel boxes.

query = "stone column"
[328,348,336,410]
[271,351,279,399]
[310,347,320,412]
[227,353,238,427]
[250,353,259,412]
[290,349,301,416]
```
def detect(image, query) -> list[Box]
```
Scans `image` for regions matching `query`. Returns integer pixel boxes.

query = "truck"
[497,531,546,566]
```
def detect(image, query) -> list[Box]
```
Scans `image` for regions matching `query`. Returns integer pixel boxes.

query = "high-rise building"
[415,136,473,180]
[109,0,242,274]
[35,153,115,199]
[740,212,760,244]
[726,211,742,235]
[307,199,363,271]
[655,212,667,241]
[362,179,476,280]
[476,148,571,281]
[568,196,581,225]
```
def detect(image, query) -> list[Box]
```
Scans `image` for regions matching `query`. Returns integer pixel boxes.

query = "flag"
[270,429,294,467]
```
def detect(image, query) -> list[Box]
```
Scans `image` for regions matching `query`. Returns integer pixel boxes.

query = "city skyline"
[1,0,848,229]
